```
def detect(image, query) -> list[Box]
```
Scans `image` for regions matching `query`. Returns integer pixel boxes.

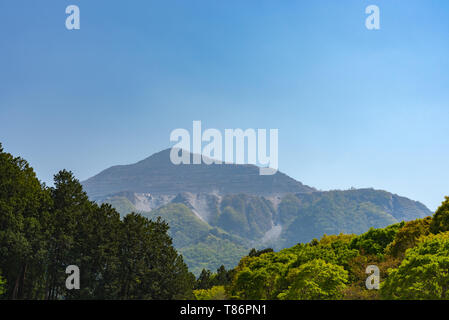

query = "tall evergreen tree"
[46,170,91,299]
[119,214,195,299]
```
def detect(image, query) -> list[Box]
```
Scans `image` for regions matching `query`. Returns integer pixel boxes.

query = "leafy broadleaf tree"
[66,203,122,299]
[277,259,348,300]
[349,223,404,256]
[386,217,431,258]
[381,232,449,300]
[229,252,297,299]
[430,197,449,234]
[0,270,6,296]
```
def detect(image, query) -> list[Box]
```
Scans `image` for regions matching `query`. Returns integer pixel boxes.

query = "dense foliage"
[381,232,449,299]
[0,143,195,299]
[197,198,449,300]
[105,188,430,276]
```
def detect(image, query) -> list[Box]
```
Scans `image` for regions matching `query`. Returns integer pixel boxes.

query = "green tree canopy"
[277,259,348,300]
[381,232,449,300]
[430,197,449,234]
[349,223,404,256]
[229,252,297,299]
[195,269,213,290]
[0,143,52,299]
[386,217,431,258]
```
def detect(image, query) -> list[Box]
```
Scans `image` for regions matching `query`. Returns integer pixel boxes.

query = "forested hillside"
[101,187,431,275]
[194,197,449,300]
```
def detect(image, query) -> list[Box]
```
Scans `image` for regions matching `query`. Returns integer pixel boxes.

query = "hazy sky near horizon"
[0,1,448,211]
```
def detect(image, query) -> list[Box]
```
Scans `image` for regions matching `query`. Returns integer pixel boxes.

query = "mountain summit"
[82,148,315,200]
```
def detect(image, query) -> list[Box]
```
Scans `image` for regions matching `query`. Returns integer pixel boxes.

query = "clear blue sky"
[0,1,448,211]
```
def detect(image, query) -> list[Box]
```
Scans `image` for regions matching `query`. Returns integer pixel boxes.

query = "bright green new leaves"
[118,214,195,300]
[194,286,227,300]
[386,217,431,258]
[381,232,449,299]
[229,252,297,299]
[349,222,404,256]
[278,259,348,300]
[0,271,6,296]
[430,197,449,234]
[228,235,357,300]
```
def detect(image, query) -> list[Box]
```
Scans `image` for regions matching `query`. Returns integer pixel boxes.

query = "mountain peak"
[82,148,315,200]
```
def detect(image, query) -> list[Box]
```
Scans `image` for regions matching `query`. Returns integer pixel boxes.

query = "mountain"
[81,149,432,275]
[82,148,315,201]
[279,189,431,247]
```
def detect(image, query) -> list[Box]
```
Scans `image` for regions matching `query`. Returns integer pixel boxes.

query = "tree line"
[0,143,195,299]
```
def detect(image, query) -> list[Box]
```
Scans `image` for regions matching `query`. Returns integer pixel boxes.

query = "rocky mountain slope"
[82,149,432,275]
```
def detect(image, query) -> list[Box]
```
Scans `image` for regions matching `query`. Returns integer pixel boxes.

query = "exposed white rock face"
[116,191,222,224]
[261,223,282,244]
[171,192,222,224]
[104,190,281,240]
[132,193,176,212]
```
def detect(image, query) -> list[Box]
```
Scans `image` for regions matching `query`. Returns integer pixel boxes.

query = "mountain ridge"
[81,148,432,275]
[82,148,316,200]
